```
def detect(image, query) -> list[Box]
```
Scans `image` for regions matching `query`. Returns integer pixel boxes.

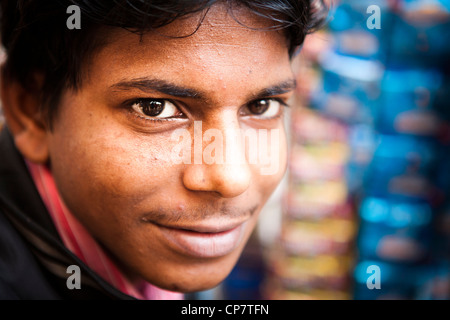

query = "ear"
[0,68,49,164]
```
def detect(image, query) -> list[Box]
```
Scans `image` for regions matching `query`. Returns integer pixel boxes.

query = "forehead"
[87,3,292,101]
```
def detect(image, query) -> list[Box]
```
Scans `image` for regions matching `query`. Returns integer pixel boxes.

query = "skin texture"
[6,3,295,292]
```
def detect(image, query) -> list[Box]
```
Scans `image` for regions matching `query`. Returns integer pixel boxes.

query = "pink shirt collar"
[26,161,183,300]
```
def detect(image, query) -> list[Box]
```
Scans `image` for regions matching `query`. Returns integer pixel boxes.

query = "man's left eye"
[246,99,283,118]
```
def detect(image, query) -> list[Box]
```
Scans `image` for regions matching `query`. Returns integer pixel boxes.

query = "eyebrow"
[250,78,297,100]
[110,77,297,101]
[111,78,203,99]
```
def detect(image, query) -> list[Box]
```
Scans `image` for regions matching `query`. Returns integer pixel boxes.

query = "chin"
[143,252,243,293]
[150,270,231,294]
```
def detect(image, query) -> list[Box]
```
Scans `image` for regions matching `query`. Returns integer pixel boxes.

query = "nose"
[182,117,251,198]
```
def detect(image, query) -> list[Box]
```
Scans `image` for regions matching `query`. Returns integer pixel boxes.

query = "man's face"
[46,4,294,292]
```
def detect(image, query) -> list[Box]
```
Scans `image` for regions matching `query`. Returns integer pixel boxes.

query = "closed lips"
[154,220,248,259]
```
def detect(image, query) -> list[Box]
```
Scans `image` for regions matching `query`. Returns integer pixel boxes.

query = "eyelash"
[125,97,289,123]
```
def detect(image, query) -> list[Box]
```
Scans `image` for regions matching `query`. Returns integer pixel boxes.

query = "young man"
[0,0,326,299]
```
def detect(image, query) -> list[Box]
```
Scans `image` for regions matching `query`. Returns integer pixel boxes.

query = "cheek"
[47,122,180,221]
[250,127,287,191]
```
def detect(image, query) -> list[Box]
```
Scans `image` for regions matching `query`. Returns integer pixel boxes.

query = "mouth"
[153,220,249,259]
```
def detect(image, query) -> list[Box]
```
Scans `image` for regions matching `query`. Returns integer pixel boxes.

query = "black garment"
[0,127,135,299]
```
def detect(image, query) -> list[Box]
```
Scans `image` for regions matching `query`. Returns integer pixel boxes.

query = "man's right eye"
[131,99,181,119]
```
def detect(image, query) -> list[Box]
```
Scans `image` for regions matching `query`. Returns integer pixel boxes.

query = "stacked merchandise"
[263,0,450,300]
[316,0,450,299]
[263,107,357,300]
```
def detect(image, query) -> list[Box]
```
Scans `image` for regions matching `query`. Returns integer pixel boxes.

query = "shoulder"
[0,208,62,299]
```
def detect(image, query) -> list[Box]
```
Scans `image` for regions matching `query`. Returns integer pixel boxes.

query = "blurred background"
[213,0,450,300]
[0,0,449,300]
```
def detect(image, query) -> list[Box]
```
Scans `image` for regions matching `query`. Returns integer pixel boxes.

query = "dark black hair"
[0,0,328,124]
